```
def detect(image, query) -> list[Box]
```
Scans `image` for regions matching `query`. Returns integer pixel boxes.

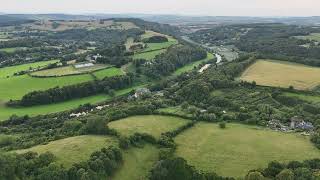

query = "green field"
[142,37,178,52]
[174,52,214,75]
[0,47,27,53]
[133,49,166,60]
[0,94,110,121]
[0,60,59,79]
[108,115,190,138]
[0,74,93,101]
[15,135,117,168]
[295,33,320,41]
[93,67,124,79]
[31,64,109,77]
[175,122,320,177]
[283,92,320,104]
[239,59,320,90]
[112,145,159,180]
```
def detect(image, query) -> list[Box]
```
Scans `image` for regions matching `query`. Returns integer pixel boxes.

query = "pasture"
[30,64,109,77]
[15,135,117,168]
[283,92,320,105]
[239,59,320,90]
[93,67,123,80]
[108,115,190,138]
[133,49,166,60]
[0,74,93,101]
[112,145,159,180]
[142,37,178,52]
[174,122,320,177]
[0,60,58,78]
[174,52,214,75]
[0,47,27,53]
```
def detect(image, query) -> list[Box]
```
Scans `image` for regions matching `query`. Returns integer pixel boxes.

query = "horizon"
[1,0,320,17]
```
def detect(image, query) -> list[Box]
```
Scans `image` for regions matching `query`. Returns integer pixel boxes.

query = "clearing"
[294,33,320,42]
[239,59,320,90]
[15,135,118,168]
[174,122,320,177]
[108,115,190,138]
[112,145,159,180]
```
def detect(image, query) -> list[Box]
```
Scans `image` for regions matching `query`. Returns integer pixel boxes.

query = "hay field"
[240,59,320,90]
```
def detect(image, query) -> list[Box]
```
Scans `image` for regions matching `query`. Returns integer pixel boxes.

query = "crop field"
[108,115,190,138]
[239,59,320,90]
[0,60,59,78]
[31,64,109,77]
[15,135,117,168]
[174,52,214,75]
[174,122,320,177]
[112,145,159,180]
[294,33,320,41]
[133,49,166,60]
[93,67,124,80]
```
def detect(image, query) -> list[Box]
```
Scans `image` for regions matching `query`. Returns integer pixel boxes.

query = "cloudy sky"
[1,0,320,16]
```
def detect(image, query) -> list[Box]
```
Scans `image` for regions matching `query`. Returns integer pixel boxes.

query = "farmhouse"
[290,116,314,131]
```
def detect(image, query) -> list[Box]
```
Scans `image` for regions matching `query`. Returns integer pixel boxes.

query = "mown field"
[93,67,124,79]
[239,59,320,90]
[174,122,320,177]
[112,145,159,180]
[15,135,117,168]
[0,60,58,78]
[30,64,110,77]
[174,52,215,75]
[108,115,190,138]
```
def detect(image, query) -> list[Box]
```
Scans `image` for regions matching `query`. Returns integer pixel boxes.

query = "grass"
[0,85,144,121]
[0,94,109,121]
[0,60,59,79]
[108,115,190,138]
[174,122,320,177]
[174,52,214,75]
[15,135,117,168]
[31,64,109,77]
[283,92,320,104]
[133,49,166,60]
[239,59,320,90]
[93,67,124,80]
[0,74,93,101]
[295,33,320,41]
[112,145,159,180]
[142,37,178,52]
[0,47,26,53]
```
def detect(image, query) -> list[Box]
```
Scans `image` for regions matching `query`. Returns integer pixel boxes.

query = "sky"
[1,0,320,16]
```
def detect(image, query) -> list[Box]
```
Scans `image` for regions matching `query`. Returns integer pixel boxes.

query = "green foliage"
[219,121,226,129]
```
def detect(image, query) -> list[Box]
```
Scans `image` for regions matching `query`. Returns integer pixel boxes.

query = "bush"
[219,122,226,129]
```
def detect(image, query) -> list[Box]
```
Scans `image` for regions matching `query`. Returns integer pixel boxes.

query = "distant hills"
[0,13,320,26]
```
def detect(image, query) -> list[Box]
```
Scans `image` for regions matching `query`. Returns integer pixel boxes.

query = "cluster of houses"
[268,116,314,134]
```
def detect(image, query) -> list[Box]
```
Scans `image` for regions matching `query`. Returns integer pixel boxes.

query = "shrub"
[219,122,226,129]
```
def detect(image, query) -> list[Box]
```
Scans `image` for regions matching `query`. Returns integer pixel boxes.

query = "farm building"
[290,116,314,131]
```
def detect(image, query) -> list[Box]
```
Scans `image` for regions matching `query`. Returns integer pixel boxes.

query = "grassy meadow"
[174,122,320,177]
[142,37,178,52]
[0,47,27,53]
[0,60,59,78]
[239,59,320,90]
[93,67,124,79]
[108,115,190,138]
[283,92,320,104]
[133,49,166,60]
[174,52,215,75]
[112,145,159,180]
[15,135,117,168]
